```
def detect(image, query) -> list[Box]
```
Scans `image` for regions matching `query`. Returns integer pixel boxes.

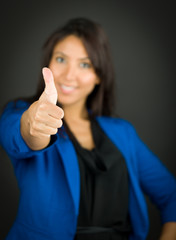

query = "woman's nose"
[64,64,77,81]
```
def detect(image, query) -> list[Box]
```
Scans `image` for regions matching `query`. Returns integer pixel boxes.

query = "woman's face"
[49,35,100,108]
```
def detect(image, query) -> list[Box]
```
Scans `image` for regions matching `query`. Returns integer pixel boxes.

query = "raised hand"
[21,67,64,150]
[40,67,58,104]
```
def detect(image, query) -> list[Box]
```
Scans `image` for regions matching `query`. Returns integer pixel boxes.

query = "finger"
[43,103,64,119]
[37,102,64,120]
[37,122,63,135]
[35,113,63,129]
[48,107,64,120]
[45,118,63,129]
[31,121,61,136]
[42,67,58,104]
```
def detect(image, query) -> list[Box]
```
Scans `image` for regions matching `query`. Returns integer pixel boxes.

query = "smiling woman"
[33,18,115,117]
[49,35,100,108]
[0,18,176,240]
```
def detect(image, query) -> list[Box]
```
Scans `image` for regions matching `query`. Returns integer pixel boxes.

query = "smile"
[60,84,76,93]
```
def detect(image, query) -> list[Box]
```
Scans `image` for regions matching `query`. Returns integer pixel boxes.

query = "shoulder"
[96,116,135,133]
[1,100,30,116]
[95,116,139,145]
[4,100,30,111]
[0,100,30,128]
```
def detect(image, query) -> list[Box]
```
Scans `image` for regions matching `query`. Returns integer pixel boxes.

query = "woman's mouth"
[60,84,76,93]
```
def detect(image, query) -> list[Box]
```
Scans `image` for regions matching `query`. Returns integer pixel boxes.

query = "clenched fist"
[21,67,64,150]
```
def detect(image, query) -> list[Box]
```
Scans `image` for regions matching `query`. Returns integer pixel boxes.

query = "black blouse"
[64,119,131,240]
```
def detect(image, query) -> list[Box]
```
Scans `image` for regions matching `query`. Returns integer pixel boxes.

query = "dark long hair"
[28,18,116,117]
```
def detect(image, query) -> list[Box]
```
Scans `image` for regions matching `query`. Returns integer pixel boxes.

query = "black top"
[64,119,131,240]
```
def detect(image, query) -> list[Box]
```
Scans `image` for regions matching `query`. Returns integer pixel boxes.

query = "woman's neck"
[63,103,89,123]
[62,104,95,150]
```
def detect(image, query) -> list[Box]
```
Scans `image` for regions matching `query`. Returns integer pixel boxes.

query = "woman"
[0,18,176,240]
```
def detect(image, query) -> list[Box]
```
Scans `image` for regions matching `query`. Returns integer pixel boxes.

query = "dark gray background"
[0,0,176,239]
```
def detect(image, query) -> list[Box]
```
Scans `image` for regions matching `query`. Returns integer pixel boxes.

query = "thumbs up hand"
[39,67,58,104]
[21,67,64,150]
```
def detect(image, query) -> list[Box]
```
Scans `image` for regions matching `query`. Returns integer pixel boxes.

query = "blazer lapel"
[56,132,80,215]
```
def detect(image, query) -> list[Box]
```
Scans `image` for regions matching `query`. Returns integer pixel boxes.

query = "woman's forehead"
[53,35,89,59]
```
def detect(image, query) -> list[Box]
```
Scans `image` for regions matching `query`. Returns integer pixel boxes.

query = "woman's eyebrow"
[53,51,90,61]
[79,57,90,61]
[53,51,66,56]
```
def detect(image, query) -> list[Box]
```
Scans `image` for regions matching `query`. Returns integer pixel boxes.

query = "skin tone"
[48,35,100,149]
[20,35,176,238]
[21,35,99,150]
[20,67,64,150]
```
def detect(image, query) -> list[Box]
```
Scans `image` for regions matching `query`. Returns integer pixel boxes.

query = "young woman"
[0,18,176,240]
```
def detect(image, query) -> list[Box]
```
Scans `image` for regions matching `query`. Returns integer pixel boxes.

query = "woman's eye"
[80,62,91,68]
[56,57,65,63]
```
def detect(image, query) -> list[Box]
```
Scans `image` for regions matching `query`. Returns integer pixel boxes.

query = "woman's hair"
[29,18,116,117]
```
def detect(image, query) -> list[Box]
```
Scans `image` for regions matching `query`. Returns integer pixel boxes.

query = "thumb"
[41,67,58,104]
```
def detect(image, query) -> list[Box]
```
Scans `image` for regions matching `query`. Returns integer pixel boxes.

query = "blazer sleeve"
[0,101,37,160]
[0,101,58,163]
[128,123,176,224]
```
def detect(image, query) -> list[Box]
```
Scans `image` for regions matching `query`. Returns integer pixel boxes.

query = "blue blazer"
[0,100,176,240]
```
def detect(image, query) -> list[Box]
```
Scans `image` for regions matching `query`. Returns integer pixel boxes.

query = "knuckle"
[54,128,58,134]
[39,101,48,111]
[31,121,37,130]
[29,128,35,136]
[60,109,64,119]
[57,107,64,119]
[38,102,45,111]
[51,128,58,135]
[34,113,40,121]
[58,119,63,128]
[30,122,40,136]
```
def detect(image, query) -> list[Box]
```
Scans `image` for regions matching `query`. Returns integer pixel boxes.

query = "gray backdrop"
[0,1,176,239]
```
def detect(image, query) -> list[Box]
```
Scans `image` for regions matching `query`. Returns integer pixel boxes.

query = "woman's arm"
[21,68,64,150]
[126,122,176,236]
[160,222,176,240]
